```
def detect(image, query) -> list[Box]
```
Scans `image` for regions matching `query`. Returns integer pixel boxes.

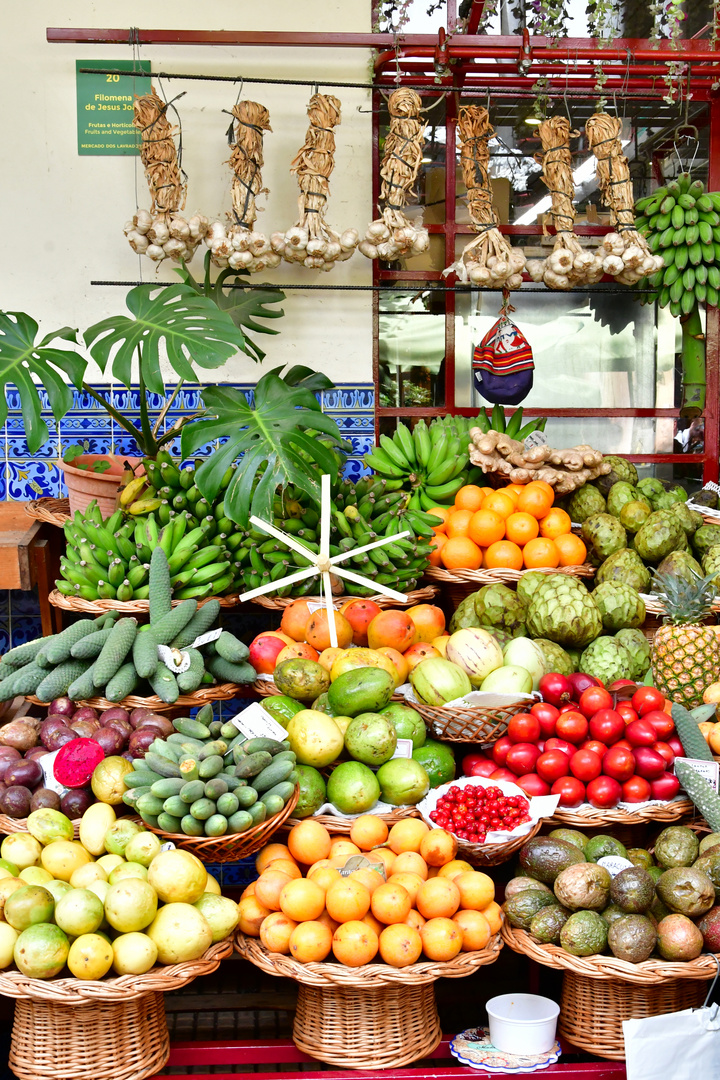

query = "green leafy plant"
[181,365,349,527]
[62,445,112,472]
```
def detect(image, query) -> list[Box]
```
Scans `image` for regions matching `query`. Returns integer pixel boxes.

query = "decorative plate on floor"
[450,1027,561,1073]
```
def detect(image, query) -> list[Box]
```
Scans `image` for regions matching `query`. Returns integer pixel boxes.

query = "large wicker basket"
[1,939,232,1080]
[235,932,502,1069]
[424,563,595,605]
[48,589,241,614]
[250,585,439,610]
[550,798,695,830]
[285,805,421,833]
[411,698,531,743]
[251,678,406,706]
[24,497,71,527]
[455,820,543,868]
[0,814,80,838]
[135,785,299,863]
[27,683,241,714]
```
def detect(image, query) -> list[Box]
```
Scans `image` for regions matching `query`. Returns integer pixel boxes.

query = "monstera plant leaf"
[176,253,285,362]
[0,312,86,453]
[182,366,348,527]
[84,282,249,394]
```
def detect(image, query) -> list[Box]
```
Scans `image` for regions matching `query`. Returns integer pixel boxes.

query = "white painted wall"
[0,1,373,384]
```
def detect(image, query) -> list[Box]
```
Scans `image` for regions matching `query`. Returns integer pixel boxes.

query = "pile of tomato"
[462,680,683,810]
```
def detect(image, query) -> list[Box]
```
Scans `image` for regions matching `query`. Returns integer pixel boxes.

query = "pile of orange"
[428,481,586,572]
[238,816,502,968]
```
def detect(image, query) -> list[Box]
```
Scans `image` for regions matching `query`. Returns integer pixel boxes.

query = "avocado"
[560,910,608,956]
[656,866,716,917]
[654,826,699,869]
[518,836,586,885]
[609,866,656,914]
[529,905,570,944]
[692,853,720,900]
[607,915,657,963]
[584,835,628,863]
[554,863,612,911]
[502,890,557,930]
[626,848,654,871]
[548,828,589,853]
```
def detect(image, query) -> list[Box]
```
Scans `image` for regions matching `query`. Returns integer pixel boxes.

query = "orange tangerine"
[504,512,539,546]
[404,908,427,932]
[419,829,458,867]
[523,537,560,569]
[440,536,483,571]
[387,872,424,905]
[526,479,554,500]
[260,911,298,954]
[506,484,525,497]
[437,859,474,881]
[428,532,447,567]
[454,871,495,911]
[482,491,515,520]
[554,533,588,566]
[268,859,302,881]
[349,867,385,895]
[517,484,554,519]
[480,901,503,934]
[388,818,430,854]
[416,877,461,920]
[484,540,523,570]
[287,820,332,865]
[325,878,371,923]
[350,815,389,851]
[446,509,473,539]
[420,917,463,961]
[539,507,572,539]
[332,920,379,966]
[371,848,397,876]
[307,865,343,893]
[238,896,272,937]
[371,882,412,925]
[454,485,486,513]
[427,507,450,532]
[378,923,423,967]
[255,843,293,875]
[453,909,491,951]
[392,851,429,880]
[468,509,505,548]
[279,878,326,922]
[288,921,333,963]
[254,870,293,912]
[330,840,361,859]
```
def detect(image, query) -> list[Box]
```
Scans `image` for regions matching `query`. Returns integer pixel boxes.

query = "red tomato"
[613,738,635,753]
[642,709,675,740]
[580,739,610,758]
[490,768,519,784]
[551,776,586,807]
[544,737,576,758]
[538,673,572,707]
[622,775,652,802]
[667,735,684,757]
[650,773,681,801]
[530,702,560,738]
[505,743,541,777]
[652,741,675,768]
[464,759,498,778]
[555,710,589,744]
[625,718,658,747]
[492,736,514,768]
[589,708,625,745]
[507,713,542,744]
[616,704,639,726]
[632,747,667,781]
[559,702,580,714]
[602,746,636,783]
[462,753,490,773]
[536,750,571,784]
[586,775,622,808]
[516,773,551,798]
[570,749,603,783]
[631,686,666,715]
[578,686,613,718]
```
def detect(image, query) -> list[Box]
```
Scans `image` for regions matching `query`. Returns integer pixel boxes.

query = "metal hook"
[233,77,244,108]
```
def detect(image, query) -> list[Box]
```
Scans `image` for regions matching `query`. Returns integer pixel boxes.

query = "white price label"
[597,856,635,878]
[676,757,720,793]
[307,601,337,614]
[391,738,414,760]
[39,749,69,798]
[190,628,223,650]
[232,701,289,741]
[160,841,176,852]
[524,430,548,452]
[157,644,191,674]
[338,854,387,879]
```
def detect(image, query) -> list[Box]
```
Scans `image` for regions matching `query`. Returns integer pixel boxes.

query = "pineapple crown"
[651,567,718,624]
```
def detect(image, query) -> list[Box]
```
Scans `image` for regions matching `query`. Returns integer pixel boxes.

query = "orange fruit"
[329,840,361,859]
[454,871,495,911]
[307,866,343,893]
[427,507,450,532]
[260,911,298,954]
[428,532,447,567]
[350,815,389,851]
[305,610,353,651]
[416,877,461,919]
[404,908,427,932]
[255,843,293,875]
[268,859,302,881]
[484,540,523,570]
[517,483,554,519]
[526,479,554,500]
[446,509,473,539]
[387,872,424,905]
[362,911,384,936]
[453,909,491,951]
[437,859,474,880]
[325,878,371,923]
[279,878,326,922]
[392,851,429,880]
[371,848,397,876]
[419,829,458,867]
[276,642,320,665]
[367,610,418,652]
[316,909,340,936]
[388,818,430,854]
[440,536,483,571]
[523,537,560,569]
[420,917,463,961]
[238,896,272,937]
[371,882,412,925]
[468,509,505,547]
[332,920,379,966]
[376,646,410,685]
[240,881,256,900]
[254,869,293,912]
[349,867,385,895]
[554,533,588,566]
[539,507,572,539]
[482,491,515,520]
[505,512,540,546]
[480,901,503,934]
[506,484,525,497]
[287,820,332,865]
[378,923,423,967]
[454,485,486,513]
[288,921,333,963]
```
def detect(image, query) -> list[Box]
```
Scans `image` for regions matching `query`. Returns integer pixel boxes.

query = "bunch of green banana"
[635,173,720,316]
[466,405,547,441]
[122,449,238,527]
[57,499,240,603]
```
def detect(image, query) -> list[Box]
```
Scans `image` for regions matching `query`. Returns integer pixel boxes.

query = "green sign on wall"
[76,60,151,155]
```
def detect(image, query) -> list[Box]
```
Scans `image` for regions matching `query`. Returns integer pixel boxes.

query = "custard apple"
[615,629,652,680]
[591,583,646,631]
[579,637,635,685]
[526,575,602,649]
[594,549,651,591]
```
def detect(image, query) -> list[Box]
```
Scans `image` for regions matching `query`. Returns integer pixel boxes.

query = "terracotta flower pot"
[58,455,144,518]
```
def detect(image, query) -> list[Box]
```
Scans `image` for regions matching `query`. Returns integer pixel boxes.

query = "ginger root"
[469,428,611,494]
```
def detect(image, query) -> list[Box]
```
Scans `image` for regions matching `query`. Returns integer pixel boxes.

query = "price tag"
[232,701,288,741]
[598,856,635,878]
[391,738,414,760]
[157,644,191,674]
[160,841,176,852]
[190,628,223,650]
[307,601,337,614]
[676,756,720,793]
[524,430,548,452]
[39,749,69,797]
[339,854,387,879]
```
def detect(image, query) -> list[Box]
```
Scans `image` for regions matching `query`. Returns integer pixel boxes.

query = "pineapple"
[651,568,720,708]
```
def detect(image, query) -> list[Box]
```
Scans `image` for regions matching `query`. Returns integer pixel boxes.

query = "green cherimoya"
[692,524,720,559]
[526,575,603,649]
[567,484,606,524]
[474,584,527,637]
[594,548,651,592]
[636,477,666,505]
[581,513,628,566]
[448,594,481,633]
[634,511,684,563]
[516,571,549,607]
[652,486,689,511]
[702,545,720,578]
[579,636,635,685]
[667,502,704,537]
[595,456,639,498]
[654,551,704,588]
[533,638,575,675]
[591,582,646,631]
[615,629,651,680]
[606,482,643,519]
[619,500,652,534]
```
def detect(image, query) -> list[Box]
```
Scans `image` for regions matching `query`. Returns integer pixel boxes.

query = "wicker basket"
[48,589,242,614]
[455,820,543,867]
[235,932,502,1069]
[250,585,439,610]
[424,563,595,605]
[2,940,232,1080]
[136,785,299,862]
[27,683,241,714]
[550,798,695,829]
[285,805,421,832]
[411,698,531,744]
[251,679,406,706]
[24,497,71,527]
[0,814,80,838]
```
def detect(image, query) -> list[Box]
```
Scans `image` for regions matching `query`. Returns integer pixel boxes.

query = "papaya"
[327,667,395,718]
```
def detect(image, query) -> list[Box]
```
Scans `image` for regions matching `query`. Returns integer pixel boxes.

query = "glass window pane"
[378,288,446,408]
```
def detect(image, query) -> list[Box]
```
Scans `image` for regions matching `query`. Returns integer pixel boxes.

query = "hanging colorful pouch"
[473,315,534,405]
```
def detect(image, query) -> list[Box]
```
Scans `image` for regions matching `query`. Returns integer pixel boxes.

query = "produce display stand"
[0,939,232,1080]
[410,696,530,744]
[549,799,695,830]
[26,683,242,714]
[47,589,243,614]
[284,805,422,831]
[235,933,503,1069]
[501,925,716,1060]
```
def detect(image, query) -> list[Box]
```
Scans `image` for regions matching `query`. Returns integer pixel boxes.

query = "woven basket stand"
[24,498,71,528]
[250,585,439,610]
[26,683,241,716]
[48,589,242,614]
